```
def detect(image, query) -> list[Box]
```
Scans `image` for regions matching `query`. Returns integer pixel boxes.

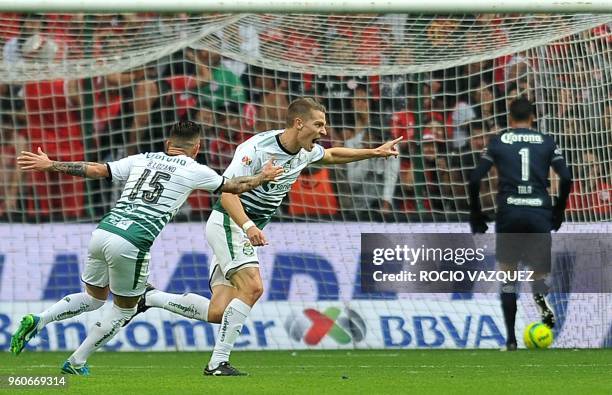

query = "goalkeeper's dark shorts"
[495,207,552,273]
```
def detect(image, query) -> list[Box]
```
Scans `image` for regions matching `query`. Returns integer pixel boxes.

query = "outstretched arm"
[18,147,109,179]
[318,137,402,165]
[220,159,283,194]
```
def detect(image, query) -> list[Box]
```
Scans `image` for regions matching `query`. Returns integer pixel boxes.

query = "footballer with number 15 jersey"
[11,121,283,375]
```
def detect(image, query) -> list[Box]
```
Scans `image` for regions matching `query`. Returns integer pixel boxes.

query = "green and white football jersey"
[99,152,224,250]
[213,129,325,228]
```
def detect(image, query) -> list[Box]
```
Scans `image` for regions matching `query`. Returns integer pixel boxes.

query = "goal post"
[2,0,612,13]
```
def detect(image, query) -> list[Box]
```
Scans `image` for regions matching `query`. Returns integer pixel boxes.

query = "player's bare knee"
[237,281,263,306]
[231,267,263,305]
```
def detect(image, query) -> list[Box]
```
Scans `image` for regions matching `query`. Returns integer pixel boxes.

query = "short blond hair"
[286,97,326,128]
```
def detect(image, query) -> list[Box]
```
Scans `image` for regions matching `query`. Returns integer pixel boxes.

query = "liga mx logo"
[284,307,367,345]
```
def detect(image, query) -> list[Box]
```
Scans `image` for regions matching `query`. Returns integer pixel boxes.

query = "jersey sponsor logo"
[501,132,544,145]
[506,196,543,206]
[284,307,366,345]
[145,153,187,166]
[260,182,291,193]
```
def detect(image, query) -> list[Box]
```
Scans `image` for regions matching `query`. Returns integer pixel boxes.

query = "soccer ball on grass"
[523,322,553,349]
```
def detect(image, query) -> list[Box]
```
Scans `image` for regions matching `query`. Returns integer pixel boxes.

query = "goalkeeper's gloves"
[552,205,565,232]
[469,211,489,234]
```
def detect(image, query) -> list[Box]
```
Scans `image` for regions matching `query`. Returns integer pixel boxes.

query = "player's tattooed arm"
[222,175,263,194]
[221,159,283,194]
[51,162,89,177]
[17,147,109,179]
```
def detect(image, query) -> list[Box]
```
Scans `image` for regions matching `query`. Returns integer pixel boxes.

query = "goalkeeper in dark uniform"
[468,97,572,351]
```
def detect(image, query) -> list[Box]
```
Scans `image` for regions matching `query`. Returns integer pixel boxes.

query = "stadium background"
[0,13,611,352]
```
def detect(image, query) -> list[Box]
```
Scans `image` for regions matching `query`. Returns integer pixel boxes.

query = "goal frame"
[1,0,612,13]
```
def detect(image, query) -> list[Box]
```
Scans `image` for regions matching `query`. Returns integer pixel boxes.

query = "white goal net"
[0,12,610,351]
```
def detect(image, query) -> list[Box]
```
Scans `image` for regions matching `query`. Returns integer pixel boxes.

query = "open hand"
[261,158,283,182]
[17,147,53,172]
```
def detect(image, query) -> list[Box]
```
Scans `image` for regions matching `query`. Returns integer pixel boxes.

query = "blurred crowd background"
[0,13,610,223]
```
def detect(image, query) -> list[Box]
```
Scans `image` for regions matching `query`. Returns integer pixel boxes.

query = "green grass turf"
[1,350,611,394]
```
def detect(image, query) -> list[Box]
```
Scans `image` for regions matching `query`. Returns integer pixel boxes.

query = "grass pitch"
[1,350,611,394]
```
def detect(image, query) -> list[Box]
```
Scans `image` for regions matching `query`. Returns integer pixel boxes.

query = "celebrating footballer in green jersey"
[133,97,402,376]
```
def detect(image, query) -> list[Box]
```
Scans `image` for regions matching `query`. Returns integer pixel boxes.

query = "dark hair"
[509,97,534,122]
[286,97,326,127]
[169,120,201,143]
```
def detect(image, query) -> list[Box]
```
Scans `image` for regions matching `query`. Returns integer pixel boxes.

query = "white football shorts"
[82,228,150,297]
[206,209,259,289]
